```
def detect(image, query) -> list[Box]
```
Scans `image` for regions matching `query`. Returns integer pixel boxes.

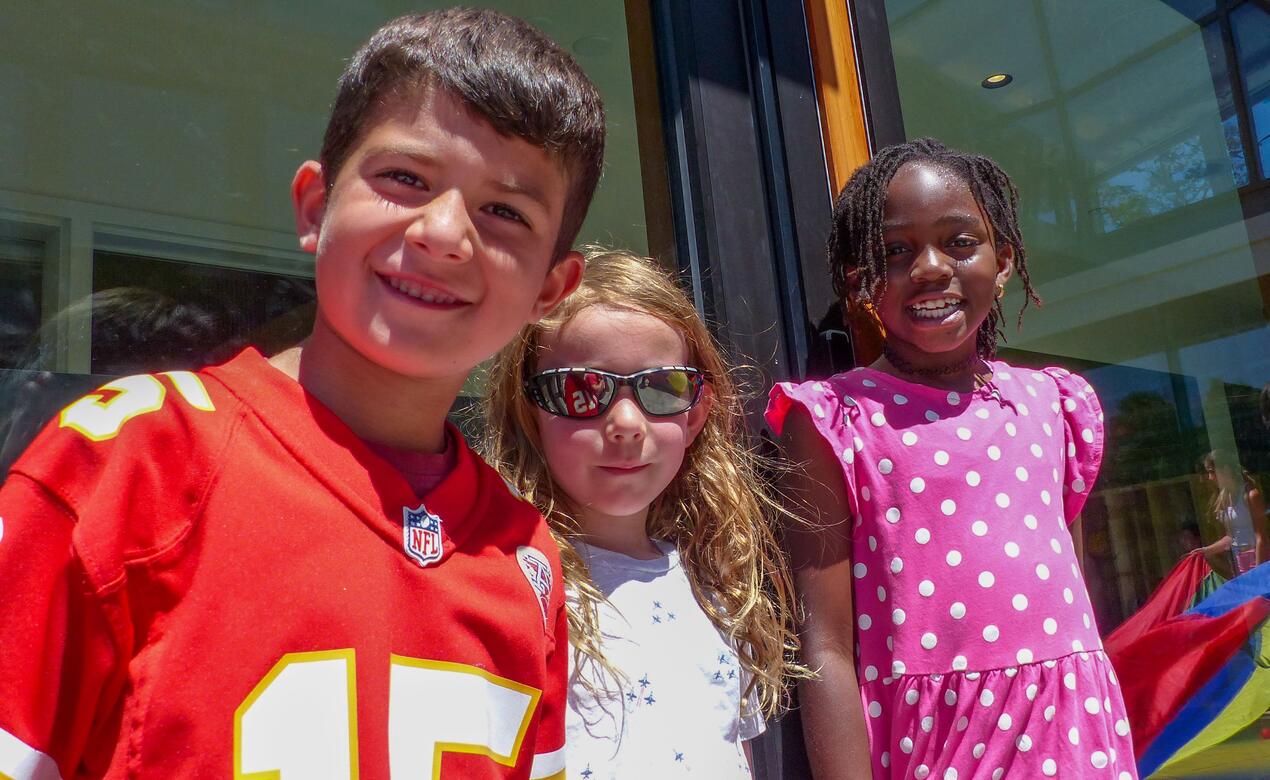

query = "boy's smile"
[292,86,582,382]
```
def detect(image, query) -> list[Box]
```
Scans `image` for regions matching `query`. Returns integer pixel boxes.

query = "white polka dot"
[997,713,1012,730]
[864,665,879,681]
[1091,750,1108,769]
[915,764,930,779]
[921,715,934,732]
[956,427,972,441]
[900,736,914,754]
[1050,537,1063,554]
[1042,758,1057,776]
[1081,428,1094,444]
[973,743,986,759]
[1026,683,1038,701]
[892,608,907,625]
[945,690,957,706]
[1030,443,1043,458]
[893,393,908,405]
[1016,734,1032,752]
[966,672,980,681]
[861,486,871,501]
[979,689,995,706]
[868,700,882,717]
[952,655,968,670]
[858,614,872,630]
[877,585,887,601]
[1072,639,1084,652]
[887,637,893,651]
[1052,468,1060,482]
[1044,618,1058,635]
[1084,697,1101,715]
[881,752,890,768]
[1068,726,1080,744]
[854,436,864,451]
[841,447,854,463]
[1018,403,1029,416]
[902,431,918,446]
[853,562,868,578]
[893,660,906,675]
[1043,422,1053,436]
[983,625,1000,642]
[975,408,990,420]
[1005,422,1017,436]
[1041,489,1053,506]
[925,409,940,422]
[905,689,919,705]
[946,550,962,566]
[1115,718,1130,737]
[1004,541,1020,557]
[1036,563,1051,580]
[934,450,950,466]
[910,477,926,494]
[1063,672,1077,690]
[1012,594,1028,611]
[979,571,995,588]
[966,470,981,487]
[870,412,886,427]
[950,602,966,619]
[1063,398,1077,413]
[995,493,1010,508]
[1044,705,1055,721]
[919,579,935,597]
[987,445,1002,461]
[972,520,988,536]
[944,769,957,780]
[1016,648,1033,664]
[915,528,931,544]
[1026,385,1037,397]
[813,403,825,418]
[1119,773,1132,780]
[891,557,904,574]
[956,715,969,731]
[878,457,894,474]
[941,499,957,516]
[921,632,938,650]
[886,507,901,524]
[1024,514,1039,530]
[1067,442,1076,457]
[1072,477,1086,493]
[1083,613,1092,629]
[1015,466,1029,481]
[947,392,961,405]
[1005,667,1017,678]
[1063,587,1074,604]
[1105,696,1111,712]
[862,378,876,388]
[868,535,878,551]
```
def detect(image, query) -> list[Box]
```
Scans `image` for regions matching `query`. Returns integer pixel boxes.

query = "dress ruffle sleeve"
[1043,368,1105,525]
[766,379,862,521]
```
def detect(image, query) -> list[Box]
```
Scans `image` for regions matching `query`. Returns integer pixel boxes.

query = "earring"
[995,283,1006,300]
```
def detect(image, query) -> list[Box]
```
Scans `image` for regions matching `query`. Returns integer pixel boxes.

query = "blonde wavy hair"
[479,248,804,717]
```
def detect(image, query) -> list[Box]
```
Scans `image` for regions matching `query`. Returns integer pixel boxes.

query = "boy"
[0,9,603,778]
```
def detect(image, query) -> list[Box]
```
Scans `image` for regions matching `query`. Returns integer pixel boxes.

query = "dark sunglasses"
[525,366,705,419]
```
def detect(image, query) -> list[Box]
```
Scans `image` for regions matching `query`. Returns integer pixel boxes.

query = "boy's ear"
[291,161,328,254]
[686,383,713,444]
[529,250,584,322]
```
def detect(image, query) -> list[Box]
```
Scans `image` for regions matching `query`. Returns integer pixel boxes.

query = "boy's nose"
[604,393,646,442]
[404,189,475,263]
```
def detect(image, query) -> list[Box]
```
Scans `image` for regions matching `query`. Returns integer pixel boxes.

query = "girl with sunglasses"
[482,249,803,778]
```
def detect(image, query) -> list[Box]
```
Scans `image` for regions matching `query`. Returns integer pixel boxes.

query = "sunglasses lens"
[533,371,612,417]
[636,369,700,415]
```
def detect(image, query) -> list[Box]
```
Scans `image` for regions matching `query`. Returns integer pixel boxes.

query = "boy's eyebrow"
[882,213,984,231]
[489,178,551,212]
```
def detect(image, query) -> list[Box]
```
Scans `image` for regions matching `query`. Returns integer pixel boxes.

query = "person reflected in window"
[1202,450,1268,574]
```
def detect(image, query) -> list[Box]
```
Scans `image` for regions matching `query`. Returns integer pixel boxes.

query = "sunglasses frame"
[524,365,706,419]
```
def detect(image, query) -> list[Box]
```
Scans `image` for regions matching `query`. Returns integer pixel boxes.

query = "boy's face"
[292,87,583,380]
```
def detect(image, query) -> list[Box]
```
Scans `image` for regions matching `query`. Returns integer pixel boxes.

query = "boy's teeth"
[388,277,457,304]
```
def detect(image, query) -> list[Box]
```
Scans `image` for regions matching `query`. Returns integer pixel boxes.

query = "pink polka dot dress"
[767,363,1138,779]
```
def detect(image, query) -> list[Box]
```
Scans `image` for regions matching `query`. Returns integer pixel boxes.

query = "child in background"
[0,10,601,778]
[768,138,1137,779]
[482,249,802,778]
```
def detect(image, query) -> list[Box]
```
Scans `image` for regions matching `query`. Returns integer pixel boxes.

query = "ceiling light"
[982,73,1013,89]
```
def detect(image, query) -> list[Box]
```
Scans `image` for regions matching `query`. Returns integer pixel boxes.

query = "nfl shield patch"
[403,503,444,568]
[516,545,553,627]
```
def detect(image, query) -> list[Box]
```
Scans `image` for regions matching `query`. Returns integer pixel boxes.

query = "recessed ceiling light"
[982,73,1013,89]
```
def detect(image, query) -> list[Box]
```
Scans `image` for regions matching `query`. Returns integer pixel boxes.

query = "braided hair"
[827,138,1041,358]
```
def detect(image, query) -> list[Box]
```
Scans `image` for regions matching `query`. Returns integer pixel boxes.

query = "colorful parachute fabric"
[1108,560,1270,777]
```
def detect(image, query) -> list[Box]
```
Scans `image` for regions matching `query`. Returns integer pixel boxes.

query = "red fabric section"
[1104,552,1211,658]
[1109,598,1270,756]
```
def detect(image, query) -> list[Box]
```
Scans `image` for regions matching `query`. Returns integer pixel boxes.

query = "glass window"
[881,0,1270,776]
[0,1,669,468]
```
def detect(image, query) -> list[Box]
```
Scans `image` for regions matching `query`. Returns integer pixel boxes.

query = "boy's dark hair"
[827,137,1041,358]
[320,8,606,260]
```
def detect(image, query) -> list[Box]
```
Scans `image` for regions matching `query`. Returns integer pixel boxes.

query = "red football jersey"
[0,348,567,780]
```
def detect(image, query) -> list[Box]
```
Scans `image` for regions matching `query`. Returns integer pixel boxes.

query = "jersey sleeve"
[527,596,567,780]
[765,378,863,520]
[1044,368,1105,525]
[0,472,127,780]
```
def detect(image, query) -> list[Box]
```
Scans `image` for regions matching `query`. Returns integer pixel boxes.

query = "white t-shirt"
[566,540,765,779]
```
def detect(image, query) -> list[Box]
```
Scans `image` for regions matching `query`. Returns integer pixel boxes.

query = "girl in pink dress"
[768,138,1136,779]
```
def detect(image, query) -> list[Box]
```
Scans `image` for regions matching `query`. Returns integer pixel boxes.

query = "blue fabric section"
[1137,648,1256,777]
[1187,562,1270,618]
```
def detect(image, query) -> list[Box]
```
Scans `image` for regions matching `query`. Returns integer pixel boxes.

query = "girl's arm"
[779,407,873,780]
[1248,488,1268,566]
